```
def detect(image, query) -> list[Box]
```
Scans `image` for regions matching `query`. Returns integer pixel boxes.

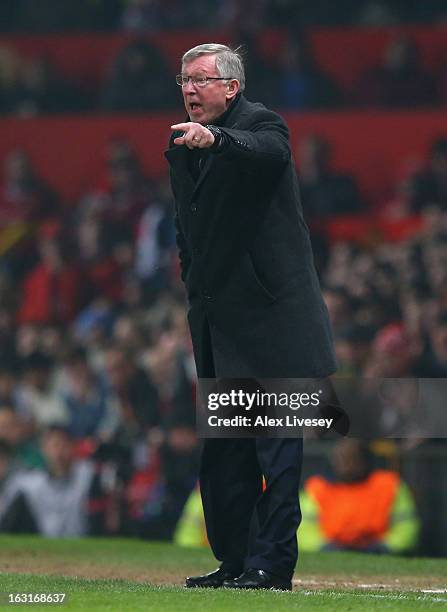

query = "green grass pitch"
[0,536,446,610]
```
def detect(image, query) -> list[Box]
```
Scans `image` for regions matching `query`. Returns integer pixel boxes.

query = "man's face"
[42,431,73,472]
[181,54,236,125]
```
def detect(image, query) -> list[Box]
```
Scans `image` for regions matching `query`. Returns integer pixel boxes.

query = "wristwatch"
[205,125,224,150]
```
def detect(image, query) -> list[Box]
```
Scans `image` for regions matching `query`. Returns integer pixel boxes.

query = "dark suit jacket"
[165,94,337,378]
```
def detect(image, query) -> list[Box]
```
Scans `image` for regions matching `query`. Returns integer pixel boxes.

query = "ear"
[225,79,240,101]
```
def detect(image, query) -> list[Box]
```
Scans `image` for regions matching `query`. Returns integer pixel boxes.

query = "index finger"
[171,123,190,131]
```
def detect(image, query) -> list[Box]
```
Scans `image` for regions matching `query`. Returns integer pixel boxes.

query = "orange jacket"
[306,470,399,547]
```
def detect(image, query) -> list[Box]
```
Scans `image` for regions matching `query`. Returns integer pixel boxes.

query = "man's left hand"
[171,123,215,149]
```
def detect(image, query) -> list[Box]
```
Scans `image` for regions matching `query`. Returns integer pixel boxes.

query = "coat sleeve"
[211,108,291,172]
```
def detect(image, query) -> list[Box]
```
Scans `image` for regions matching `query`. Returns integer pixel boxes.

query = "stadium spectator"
[0,426,116,536]
[14,351,68,429]
[17,223,84,325]
[321,286,354,331]
[101,39,177,112]
[363,323,415,378]
[0,149,57,230]
[111,314,146,356]
[333,324,375,377]
[84,139,154,238]
[57,347,120,441]
[0,405,44,469]
[0,150,59,281]
[74,197,127,303]
[299,439,420,553]
[103,345,160,434]
[408,138,447,213]
[354,37,438,108]
[73,299,116,362]
[274,37,342,110]
[134,194,176,292]
[298,136,364,218]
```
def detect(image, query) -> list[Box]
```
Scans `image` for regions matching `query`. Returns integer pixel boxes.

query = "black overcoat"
[165,94,337,378]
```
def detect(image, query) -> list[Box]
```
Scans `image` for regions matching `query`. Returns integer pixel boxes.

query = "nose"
[183,78,197,94]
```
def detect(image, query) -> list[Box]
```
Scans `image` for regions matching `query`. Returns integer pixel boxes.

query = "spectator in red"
[74,194,126,303]
[17,222,83,325]
[364,323,415,377]
[354,37,437,108]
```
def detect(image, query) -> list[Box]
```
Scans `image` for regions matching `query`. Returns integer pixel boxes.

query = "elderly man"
[165,44,336,591]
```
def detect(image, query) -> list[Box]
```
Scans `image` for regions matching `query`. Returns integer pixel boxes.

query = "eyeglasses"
[175,74,234,88]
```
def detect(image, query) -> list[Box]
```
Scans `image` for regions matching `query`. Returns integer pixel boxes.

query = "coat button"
[191,202,198,212]
[193,246,200,256]
[201,290,212,300]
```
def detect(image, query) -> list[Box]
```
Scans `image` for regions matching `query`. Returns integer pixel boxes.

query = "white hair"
[181,43,245,91]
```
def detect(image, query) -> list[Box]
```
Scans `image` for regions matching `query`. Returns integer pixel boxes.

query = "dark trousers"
[200,436,302,580]
[195,315,303,581]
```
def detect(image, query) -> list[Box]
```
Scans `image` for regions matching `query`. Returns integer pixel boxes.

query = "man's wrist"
[205,125,224,151]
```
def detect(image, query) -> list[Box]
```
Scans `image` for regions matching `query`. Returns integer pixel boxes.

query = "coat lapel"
[165,141,215,198]
[191,154,214,196]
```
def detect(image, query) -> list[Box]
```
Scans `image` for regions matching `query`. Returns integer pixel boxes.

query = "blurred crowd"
[1,32,447,116]
[1,0,447,33]
[0,126,447,538]
[0,138,200,538]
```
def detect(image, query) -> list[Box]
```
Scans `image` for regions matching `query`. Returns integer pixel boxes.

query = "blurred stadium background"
[0,0,447,568]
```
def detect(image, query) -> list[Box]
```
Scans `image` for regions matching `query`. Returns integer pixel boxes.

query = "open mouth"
[189,102,202,112]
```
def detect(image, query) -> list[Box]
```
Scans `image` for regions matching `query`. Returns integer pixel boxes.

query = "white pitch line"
[294,579,447,592]
[300,590,447,604]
